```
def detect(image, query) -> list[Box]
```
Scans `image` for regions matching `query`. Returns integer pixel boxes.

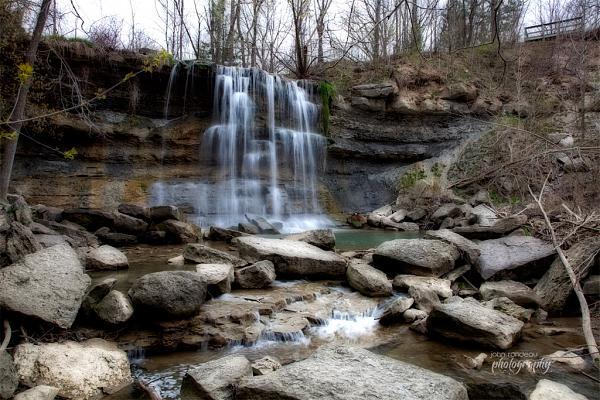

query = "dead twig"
[0,320,11,352]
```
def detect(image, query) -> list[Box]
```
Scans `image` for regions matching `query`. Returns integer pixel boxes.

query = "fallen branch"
[135,379,162,400]
[528,176,599,367]
[0,320,11,352]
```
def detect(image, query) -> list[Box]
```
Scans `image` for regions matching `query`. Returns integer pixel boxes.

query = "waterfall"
[151,65,330,232]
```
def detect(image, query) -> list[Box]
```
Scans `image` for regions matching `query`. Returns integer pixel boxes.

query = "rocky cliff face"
[11,43,488,215]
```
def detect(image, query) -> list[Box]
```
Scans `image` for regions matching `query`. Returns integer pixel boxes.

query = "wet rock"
[264,313,310,340]
[374,239,459,277]
[583,275,600,296]
[196,263,234,296]
[379,297,414,325]
[476,236,555,280]
[466,382,527,400]
[155,219,199,244]
[482,297,534,322]
[453,215,528,239]
[237,345,468,400]
[427,297,524,349]
[85,245,128,271]
[529,379,587,400]
[0,244,90,328]
[181,354,252,400]
[286,229,336,251]
[13,385,59,400]
[112,212,148,235]
[13,339,132,400]
[94,290,134,324]
[0,351,18,400]
[62,209,114,231]
[346,260,392,297]
[234,237,347,279]
[480,280,541,307]
[235,260,276,289]
[251,356,281,376]
[207,226,248,242]
[238,223,260,234]
[426,229,480,264]
[409,286,440,313]
[534,237,600,313]
[183,243,246,267]
[117,203,148,221]
[148,205,182,223]
[128,271,207,319]
[403,308,428,323]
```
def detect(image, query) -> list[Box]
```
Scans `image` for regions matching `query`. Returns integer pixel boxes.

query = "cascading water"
[152,65,330,232]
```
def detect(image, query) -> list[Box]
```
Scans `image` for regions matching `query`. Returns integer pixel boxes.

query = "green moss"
[400,168,427,189]
[319,81,335,136]
[431,162,444,178]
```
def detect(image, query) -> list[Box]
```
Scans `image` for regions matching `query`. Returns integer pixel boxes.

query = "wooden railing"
[524,17,583,41]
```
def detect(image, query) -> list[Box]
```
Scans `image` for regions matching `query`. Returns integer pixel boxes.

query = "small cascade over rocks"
[151,65,329,232]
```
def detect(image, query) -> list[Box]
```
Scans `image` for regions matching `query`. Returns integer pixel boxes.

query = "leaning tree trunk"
[0,0,53,203]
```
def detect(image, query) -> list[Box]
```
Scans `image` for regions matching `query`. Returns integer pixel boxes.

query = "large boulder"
[62,209,114,231]
[117,203,148,221]
[85,245,128,271]
[480,280,541,307]
[235,260,276,289]
[196,263,234,296]
[476,236,555,280]
[93,290,134,325]
[13,339,132,400]
[427,297,524,349]
[36,221,99,248]
[147,205,182,223]
[233,237,347,278]
[237,345,468,400]
[180,355,252,400]
[529,379,588,400]
[286,229,336,251]
[0,351,18,400]
[207,226,248,242]
[112,212,148,235]
[0,244,90,328]
[128,271,207,319]
[535,237,600,313]
[346,260,392,297]
[155,219,199,243]
[183,243,246,267]
[426,229,480,264]
[373,239,460,277]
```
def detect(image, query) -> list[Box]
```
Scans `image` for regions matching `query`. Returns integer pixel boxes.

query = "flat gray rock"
[233,237,347,278]
[235,260,276,289]
[181,355,252,400]
[0,244,90,328]
[183,243,246,267]
[373,239,460,277]
[196,263,234,296]
[13,385,59,400]
[476,236,555,280]
[286,229,336,251]
[426,229,480,264]
[346,260,392,297]
[86,245,129,271]
[480,280,541,307]
[237,345,468,400]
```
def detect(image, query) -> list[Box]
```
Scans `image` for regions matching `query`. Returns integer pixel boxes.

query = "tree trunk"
[0,0,53,203]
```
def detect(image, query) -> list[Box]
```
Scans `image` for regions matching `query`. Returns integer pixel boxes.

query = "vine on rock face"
[319,81,335,136]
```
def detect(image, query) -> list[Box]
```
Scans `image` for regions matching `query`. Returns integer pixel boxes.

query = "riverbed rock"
[128,271,207,319]
[251,356,281,376]
[181,354,252,400]
[426,229,480,264]
[409,286,441,313]
[37,220,99,248]
[0,351,18,400]
[482,297,534,322]
[93,290,134,324]
[529,379,588,400]
[62,208,115,231]
[480,280,541,307]
[238,223,260,234]
[207,226,248,242]
[379,297,415,325]
[403,308,428,323]
[286,229,336,251]
[427,297,524,349]
[85,245,128,271]
[534,237,600,313]
[235,260,276,289]
[237,345,468,400]
[148,205,182,223]
[0,244,90,328]
[117,203,148,221]
[196,263,234,296]
[95,228,138,246]
[13,385,59,400]
[233,237,347,278]
[80,278,117,319]
[155,219,199,243]
[393,274,453,298]
[13,339,132,400]
[245,215,279,234]
[476,236,556,280]
[346,260,392,297]
[112,212,148,235]
[373,239,459,277]
[183,243,246,267]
